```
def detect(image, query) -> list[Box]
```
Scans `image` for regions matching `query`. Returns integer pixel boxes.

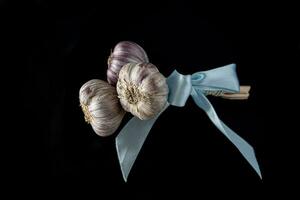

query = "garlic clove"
[117,62,169,120]
[79,79,126,137]
[107,41,149,86]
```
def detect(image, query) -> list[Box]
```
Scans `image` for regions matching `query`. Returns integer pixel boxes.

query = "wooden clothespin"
[222,86,251,100]
[206,86,251,100]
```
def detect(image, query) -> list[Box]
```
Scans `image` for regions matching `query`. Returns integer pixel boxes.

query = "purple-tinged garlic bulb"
[107,41,149,85]
[116,62,168,120]
[79,79,126,137]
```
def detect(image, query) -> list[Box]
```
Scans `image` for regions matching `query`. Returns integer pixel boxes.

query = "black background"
[2,0,299,197]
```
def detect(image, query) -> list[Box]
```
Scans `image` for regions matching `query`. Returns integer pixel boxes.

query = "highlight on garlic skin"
[107,41,149,86]
[79,79,126,137]
[116,62,169,120]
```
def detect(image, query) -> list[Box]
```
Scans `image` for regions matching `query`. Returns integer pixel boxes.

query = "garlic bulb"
[107,41,149,85]
[79,79,125,137]
[117,62,169,120]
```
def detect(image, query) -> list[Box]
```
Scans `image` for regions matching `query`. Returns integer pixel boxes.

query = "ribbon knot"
[116,63,262,182]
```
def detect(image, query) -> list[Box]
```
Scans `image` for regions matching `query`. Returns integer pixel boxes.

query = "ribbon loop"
[166,70,192,107]
[191,63,240,93]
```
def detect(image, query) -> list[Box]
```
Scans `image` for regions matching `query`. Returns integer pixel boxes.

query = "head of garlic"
[79,79,126,137]
[116,62,169,120]
[107,41,149,86]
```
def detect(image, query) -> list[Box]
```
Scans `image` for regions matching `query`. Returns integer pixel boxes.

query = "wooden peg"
[221,86,251,100]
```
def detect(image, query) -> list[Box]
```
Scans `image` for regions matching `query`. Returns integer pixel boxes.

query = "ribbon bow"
[116,63,261,181]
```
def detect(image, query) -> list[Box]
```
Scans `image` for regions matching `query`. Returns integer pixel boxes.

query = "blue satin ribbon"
[116,63,262,181]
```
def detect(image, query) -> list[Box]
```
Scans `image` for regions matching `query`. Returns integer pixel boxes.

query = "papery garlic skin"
[79,79,125,137]
[117,63,168,120]
[107,41,149,85]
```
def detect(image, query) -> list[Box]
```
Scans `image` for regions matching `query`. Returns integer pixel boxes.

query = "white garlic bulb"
[79,79,126,137]
[116,62,169,120]
[107,41,149,85]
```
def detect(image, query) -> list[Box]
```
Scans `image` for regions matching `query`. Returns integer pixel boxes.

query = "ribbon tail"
[115,104,169,182]
[219,121,262,178]
[191,88,262,179]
